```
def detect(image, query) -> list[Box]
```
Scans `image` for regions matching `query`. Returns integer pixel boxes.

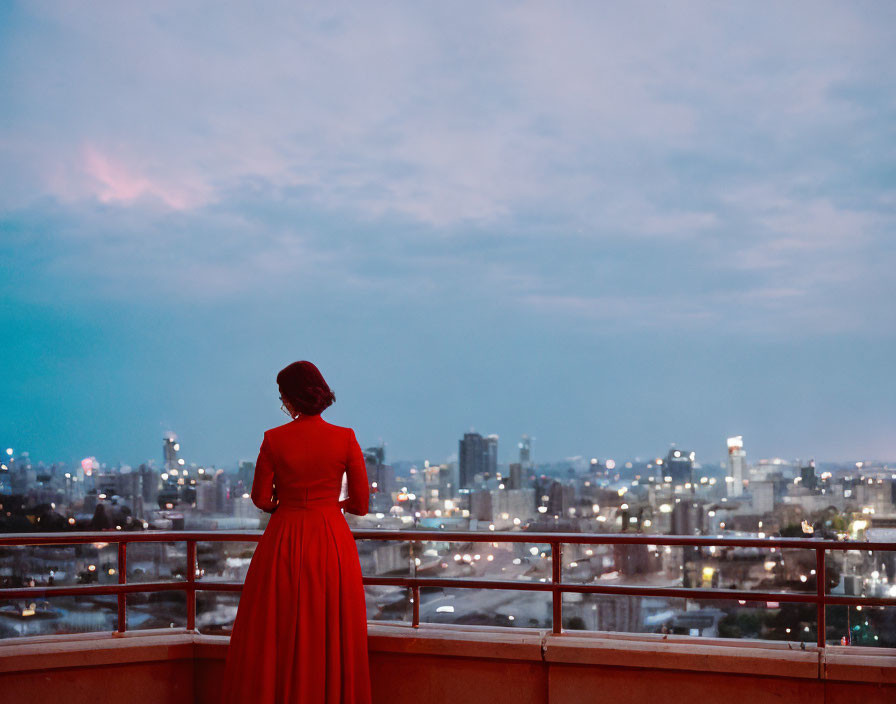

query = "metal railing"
[1,530,894,648]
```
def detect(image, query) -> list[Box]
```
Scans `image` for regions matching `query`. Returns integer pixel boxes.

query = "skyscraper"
[727,436,746,497]
[800,459,817,490]
[163,432,180,473]
[665,447,694,485]
[518,435,532,468]
[238,460,255,491]
[459,432,497,489]
[364,445,390,494]
[459,433,483,489]
[508,462,523,490]
[485,434,498,479]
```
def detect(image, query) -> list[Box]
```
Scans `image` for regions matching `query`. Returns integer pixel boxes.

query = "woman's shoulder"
[265,418,354,434]
[265,420,294,434]
[324,420,355,435]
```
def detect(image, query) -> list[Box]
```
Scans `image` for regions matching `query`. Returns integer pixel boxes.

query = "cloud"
[81,145,204,210]
[0,1,894,336]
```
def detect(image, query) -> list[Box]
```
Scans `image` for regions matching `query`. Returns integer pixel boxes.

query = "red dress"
[222,413,371,703]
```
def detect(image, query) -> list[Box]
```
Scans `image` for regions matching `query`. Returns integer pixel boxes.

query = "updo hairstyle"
[276,360,336,416]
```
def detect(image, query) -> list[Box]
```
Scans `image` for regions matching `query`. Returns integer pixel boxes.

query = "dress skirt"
[221,502,371,703]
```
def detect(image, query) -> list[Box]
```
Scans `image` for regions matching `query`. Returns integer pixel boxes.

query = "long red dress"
[221,412,371,703]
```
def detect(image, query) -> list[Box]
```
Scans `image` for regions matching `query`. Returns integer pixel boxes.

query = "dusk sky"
[2,2,894,469]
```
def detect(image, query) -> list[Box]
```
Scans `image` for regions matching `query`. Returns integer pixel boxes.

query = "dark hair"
[276,360,336,416]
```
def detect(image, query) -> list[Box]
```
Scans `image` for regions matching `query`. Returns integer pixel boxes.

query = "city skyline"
[2,427,891,475]
[2,3,895,466]
[4,399,894,647]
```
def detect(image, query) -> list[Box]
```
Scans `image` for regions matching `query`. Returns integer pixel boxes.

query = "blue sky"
[1,2,894,467]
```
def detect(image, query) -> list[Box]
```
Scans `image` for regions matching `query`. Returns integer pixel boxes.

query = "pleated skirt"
[221,504,371,703]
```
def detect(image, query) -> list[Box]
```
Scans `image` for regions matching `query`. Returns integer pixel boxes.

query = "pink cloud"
[82,145,198,210]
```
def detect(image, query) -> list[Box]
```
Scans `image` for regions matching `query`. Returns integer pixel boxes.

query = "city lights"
[2,430,893,651]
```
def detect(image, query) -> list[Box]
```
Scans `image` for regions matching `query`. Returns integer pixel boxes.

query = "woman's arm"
[250,433,279,513]
[341,428,370,516]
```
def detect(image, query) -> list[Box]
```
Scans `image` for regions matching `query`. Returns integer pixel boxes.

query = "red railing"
[1,530,894,648]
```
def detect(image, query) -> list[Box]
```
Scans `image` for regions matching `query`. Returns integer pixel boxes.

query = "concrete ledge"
[0,627,195,648]
[554,628,818,651]
[189,624,547,662]
[0,631,196,704]
[543,632,820,679]
[824,645,896,684]
[0,626,894,692]
[0,632,194,674]
[367,623,546,661]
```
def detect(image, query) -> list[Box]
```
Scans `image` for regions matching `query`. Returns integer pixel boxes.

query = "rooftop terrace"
[1,529,894,703]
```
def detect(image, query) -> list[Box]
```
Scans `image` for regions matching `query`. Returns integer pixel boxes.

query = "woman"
[221,361,372,703]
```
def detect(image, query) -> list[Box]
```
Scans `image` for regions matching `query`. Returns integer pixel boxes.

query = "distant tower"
[365,445,385,468]
[665,446,695,485]
[518,435,532,469]
[508,463,523,489]
[459,433,485,489]
[727,436,746,497]
[163,432,180,473]
[800,459,817,490]
[485,434,498,479]
[238,460,255,490]
[364,445,388,494]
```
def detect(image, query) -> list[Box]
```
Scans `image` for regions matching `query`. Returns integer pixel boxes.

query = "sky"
[1,1,895,468]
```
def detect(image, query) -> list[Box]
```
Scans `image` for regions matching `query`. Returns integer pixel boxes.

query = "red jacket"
[250,413,370,516]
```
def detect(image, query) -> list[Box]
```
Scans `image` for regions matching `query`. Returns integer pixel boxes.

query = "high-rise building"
[434,463,455,499]
[518,435,532,468]
[800,460,817,490]
[163,432,180,472]
[665,447,694,485]
[458,432,498,488]
[365,445,385,467]
[485,435,498,480]
[214,470,230,513]
[508,462,523,490]
[459,432,485,489]
[238,460,255,489]
[727,436,746,497]
[364,445,391,495]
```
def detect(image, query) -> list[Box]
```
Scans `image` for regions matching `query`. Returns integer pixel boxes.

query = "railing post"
[411,585,420,628]
[116,541,127,633]
[552,541,562,634]
[816,547,825,649]
[187,539,197,632]
[410,538,420,628]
